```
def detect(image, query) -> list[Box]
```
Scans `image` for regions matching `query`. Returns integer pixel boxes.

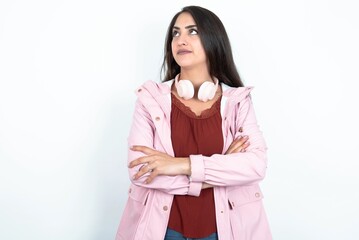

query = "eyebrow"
[173,25,197,30]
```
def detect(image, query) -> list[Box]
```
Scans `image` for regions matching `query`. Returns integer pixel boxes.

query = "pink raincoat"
[116,79,272,240]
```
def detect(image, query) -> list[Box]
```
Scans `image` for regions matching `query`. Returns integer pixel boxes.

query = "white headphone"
[174,74,219,102]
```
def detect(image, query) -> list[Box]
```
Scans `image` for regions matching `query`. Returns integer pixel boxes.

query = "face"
[171,12,207,70]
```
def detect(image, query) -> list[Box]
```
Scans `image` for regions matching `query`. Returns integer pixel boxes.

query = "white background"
[1,0,358,239]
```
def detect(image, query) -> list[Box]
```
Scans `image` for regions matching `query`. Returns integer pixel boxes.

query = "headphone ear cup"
[177,80,194,100]
[198,81,216,102]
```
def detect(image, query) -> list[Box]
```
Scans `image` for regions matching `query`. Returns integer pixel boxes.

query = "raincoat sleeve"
[127,98,201,196]
[189,94,268,187]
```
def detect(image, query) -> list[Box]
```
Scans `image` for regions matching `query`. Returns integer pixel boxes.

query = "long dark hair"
[161,5,244,87]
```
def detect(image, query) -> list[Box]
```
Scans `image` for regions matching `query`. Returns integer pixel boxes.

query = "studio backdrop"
[0,0,358,239]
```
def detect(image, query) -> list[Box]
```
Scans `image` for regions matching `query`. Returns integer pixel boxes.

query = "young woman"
[116,5,272,240]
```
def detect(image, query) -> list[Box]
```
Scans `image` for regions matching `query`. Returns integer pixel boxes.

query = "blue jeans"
[164,228,218,240]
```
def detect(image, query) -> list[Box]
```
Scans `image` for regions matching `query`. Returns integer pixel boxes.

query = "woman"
[116,5,272,240]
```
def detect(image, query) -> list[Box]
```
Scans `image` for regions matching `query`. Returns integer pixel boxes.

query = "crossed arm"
[126,95,266,194]
[128,135,250,186]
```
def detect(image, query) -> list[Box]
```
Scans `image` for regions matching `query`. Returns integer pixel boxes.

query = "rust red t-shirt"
[168,93,223,238]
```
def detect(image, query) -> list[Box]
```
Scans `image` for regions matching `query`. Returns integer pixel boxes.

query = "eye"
[172,30,179,37]
[189,28,198,35]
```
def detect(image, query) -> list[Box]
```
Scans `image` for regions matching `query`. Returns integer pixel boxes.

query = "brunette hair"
[161,5,244,87]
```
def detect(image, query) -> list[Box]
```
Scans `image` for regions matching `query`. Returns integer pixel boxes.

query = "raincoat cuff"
[189,154,205,182]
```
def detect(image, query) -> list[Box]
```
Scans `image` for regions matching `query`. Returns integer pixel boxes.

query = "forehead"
[174,12,196,28]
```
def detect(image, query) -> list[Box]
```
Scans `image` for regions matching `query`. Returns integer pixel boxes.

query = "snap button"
[221,210,224,213]
[239,127,243,132]
[163,206,168,211]
[137,88,142,92]
[155,116,160,121]
[255,192,260,198]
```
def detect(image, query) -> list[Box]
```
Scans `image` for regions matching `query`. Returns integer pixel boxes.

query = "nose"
[176,35,188,46]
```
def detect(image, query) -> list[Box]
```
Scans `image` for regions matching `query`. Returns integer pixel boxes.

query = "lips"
[177,49,192,55]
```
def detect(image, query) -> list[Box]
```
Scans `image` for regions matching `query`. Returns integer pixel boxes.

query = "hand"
[202,183,213,189]
[128,146,190,184]
[225,135,250,154]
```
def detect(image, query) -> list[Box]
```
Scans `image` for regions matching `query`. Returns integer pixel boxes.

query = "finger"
[233,141,250,153]
[241,141,250,152]
[129,154,156,168]
[131,145,158,155]
[237,135,249,144]
[144,170,158,184]
[226,136,248,154]
[142,164,153,173]
[133,161,157,180]
[133,164,149,180]
[225,137,241,154]
[225,142,236,154]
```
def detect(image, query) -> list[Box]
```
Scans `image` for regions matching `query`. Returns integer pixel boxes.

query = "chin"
[176,63,192,69]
